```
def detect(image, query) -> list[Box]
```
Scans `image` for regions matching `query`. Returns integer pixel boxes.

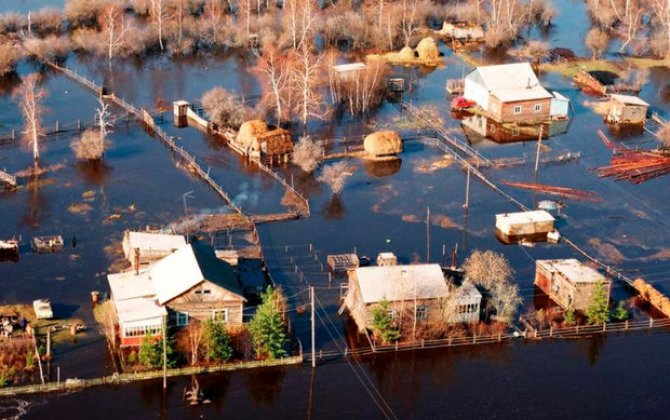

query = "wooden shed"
[495,210,555,244]
[606,94,649,125]
[232,120,293,163]
[534,259,611,311]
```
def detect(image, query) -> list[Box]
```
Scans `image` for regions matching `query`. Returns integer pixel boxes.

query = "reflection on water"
[19,178,50,230]
[322,195,346,220]
[363,158,402,178]
[76,161,112,186]
[244,367,286,406]
[461,114,569,144]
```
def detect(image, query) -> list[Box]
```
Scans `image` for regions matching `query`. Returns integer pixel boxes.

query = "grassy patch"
[541,59,622,78]
[622,56,670,69]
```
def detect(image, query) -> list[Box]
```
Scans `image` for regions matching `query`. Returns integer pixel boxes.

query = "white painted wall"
[463,78,490,110]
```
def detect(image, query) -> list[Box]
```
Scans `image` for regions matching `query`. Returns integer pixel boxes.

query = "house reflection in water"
[460,113,570,144]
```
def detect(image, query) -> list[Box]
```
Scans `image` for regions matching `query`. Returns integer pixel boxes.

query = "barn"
[463,62,554,123]
[534,259,611,311]
[605,94,649,125]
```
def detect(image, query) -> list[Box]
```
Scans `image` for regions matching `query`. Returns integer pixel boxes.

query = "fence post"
[12,128,15,140]
[395,341,398,351]
[649,318,654,328]
[78,119,82,131]
[602,322,606,332]
[421,339,424,349]
[549,327,553,338]
[625,320,629,330]
[576,325,579,334]
[55,120,60,133]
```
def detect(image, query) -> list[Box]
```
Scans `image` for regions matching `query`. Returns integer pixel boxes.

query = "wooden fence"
[0,355,303,397]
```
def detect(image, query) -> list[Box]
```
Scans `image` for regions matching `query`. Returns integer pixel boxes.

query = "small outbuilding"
[232,120,293,163]
[333,62,367,81]
[534,259,611,311]
[550,91,570,120]
[364,131,403,158]
[122,230,186,267]
[376,252,398,267]
[605,94,649,125]
[448,280,482,324]
[495,210,555,244]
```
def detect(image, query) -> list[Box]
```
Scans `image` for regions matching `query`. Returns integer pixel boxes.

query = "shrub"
[585,28,610,59]
[203,320,233,363]
[201,87,250,129]
[318,161,354,195]
[127,350,137,364]
[31,7,64,36]
[71,129,109,161]
[138,335,176,368]
[564,306,576,326]
[611,301,629,321]
[292,136,323,173]
[23,35,71,62]
[65,0,109,28]
[0,12,27,34]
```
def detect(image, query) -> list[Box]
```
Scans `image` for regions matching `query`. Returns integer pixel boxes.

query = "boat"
[451,96,476,111]
[0,238,19,261]
[32,235,64,253]
[33,299,54,320]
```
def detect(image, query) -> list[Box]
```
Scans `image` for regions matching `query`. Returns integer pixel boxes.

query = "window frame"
[513,105,522,115]
[534,103,542,113]
[415,305,429,321]
[175,311,189,327]
[212,309,229,323]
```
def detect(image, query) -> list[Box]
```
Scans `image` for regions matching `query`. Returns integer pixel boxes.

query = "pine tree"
[138,331,176,368]
[564,306,576,326]
[371,298,401,344]
[586,281,610,325]
[612,301,630,321]
[249,287,287,359]
[203,320,233,363]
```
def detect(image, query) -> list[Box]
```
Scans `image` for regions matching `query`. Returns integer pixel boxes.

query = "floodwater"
[1,1,670,419]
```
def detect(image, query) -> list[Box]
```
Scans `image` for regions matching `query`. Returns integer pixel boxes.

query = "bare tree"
[150,0,168,51]
[187,320,204,365]
[489,281,522,322]
[652,0,670,57]
[291,45,328,126]
[586,27,610,59]
[254,42,292,124]
[463,249,514,291]
[99,3,130,62]
[292,136,323,173]
[202,87,250,129]
[14,74,47,170]
[328,56,389,116]
[318,161,354,194]
[72,97,113,161]
[282,0,316,50]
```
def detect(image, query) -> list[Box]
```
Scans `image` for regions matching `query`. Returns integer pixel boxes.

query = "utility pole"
[426,206,430,263]
[464,166,471,209]
[310,286,316,368]
[162,315,167,390]
[181,191,194,242]
[534,125,544,178]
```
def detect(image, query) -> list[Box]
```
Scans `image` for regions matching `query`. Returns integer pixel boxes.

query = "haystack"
[364,131,403,158]
[398,46,416,61]
[235,120,293,158]
[416,37,439,61]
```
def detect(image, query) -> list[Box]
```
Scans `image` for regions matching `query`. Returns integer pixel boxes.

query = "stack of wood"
[501,181,601,202]
[597,149,670,184]
[597,129,670,184]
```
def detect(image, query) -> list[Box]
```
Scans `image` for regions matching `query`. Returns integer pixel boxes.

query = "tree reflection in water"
[323,195,345,220]
[244,366,286,407]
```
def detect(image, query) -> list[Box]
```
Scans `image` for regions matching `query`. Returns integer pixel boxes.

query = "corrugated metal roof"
[609,94,649,107]
[354,264,449,304]
[150,242,244,305]
[126,231,186,252]
[115,296,166,324]
[537,259,606,284]
[108,270,154,301]
[467,62,552,102]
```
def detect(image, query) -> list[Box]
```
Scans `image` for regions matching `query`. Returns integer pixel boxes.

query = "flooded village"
[1,0,670,418]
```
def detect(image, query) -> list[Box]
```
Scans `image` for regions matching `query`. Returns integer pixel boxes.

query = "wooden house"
[448,280,482,324]
[495,210,555,244]
[605,94,649,125]
[439,22,485,42]
[122,230,186,267]
[343,264,450,332]
[463,63,554,123]
[534,259,611,311]
[108,242,246,346]
[151,242,246,326]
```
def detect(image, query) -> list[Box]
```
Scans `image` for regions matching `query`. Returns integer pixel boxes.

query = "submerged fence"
[0,355,303,397]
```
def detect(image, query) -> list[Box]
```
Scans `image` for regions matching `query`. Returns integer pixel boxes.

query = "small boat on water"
[0,238,19,261]
[32,235,64,253]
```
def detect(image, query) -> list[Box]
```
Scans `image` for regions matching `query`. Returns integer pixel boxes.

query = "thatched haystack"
[416,37,439,61]
[398,46,416,60]
[364,131,403,158]
[234,120,293,160]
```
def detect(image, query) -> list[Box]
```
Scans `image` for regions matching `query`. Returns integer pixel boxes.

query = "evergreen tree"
[203,320,233,362]
[563,306,576,326]
[138,329,177,368]
[612,301,630,321]
[586,281,610,325]
[371,298,401,344]
[249,287,287,359]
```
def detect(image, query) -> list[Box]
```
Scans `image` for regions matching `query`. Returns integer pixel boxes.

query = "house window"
[386,309,398,320]
[512,128,520,136]
[212,309,229,323]
[490,125,496,133]
[513,106,522,114]
[415,305,428,320]
[534,103,542,113]
[176,311,189,327]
